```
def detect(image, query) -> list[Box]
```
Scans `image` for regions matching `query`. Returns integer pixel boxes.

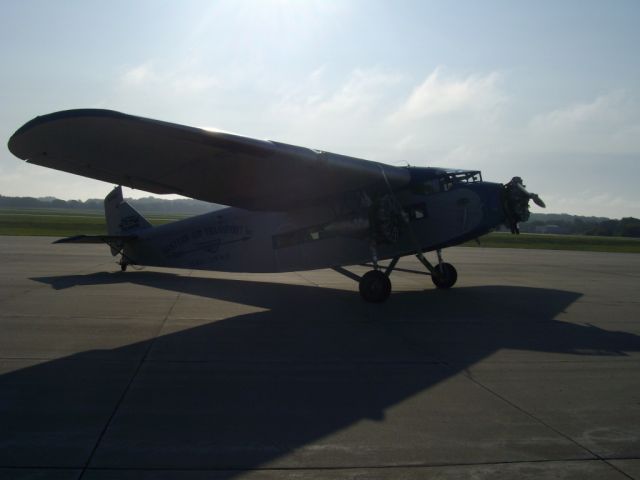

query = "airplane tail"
[104,186,152,255]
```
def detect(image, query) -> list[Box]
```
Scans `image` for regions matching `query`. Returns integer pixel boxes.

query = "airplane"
[8,109,545,302]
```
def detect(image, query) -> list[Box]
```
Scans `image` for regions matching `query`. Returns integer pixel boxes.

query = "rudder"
[104,186,151,255]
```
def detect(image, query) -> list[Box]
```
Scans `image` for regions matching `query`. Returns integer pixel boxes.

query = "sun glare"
[188,0,340,52]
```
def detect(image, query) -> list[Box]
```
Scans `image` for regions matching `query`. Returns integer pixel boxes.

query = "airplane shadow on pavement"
[2,271,639,475]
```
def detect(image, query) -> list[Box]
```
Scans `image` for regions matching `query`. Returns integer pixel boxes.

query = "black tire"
[431,263,457,289]
[359,270,392,303]
[120,263,128,272]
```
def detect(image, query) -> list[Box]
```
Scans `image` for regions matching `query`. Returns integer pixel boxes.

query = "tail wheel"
[432,263,457,289]
[359,270,392,303]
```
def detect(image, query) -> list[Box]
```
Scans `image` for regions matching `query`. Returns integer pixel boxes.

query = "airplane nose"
[503,177,546,234]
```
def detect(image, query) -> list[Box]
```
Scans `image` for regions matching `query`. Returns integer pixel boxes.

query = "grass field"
[1,208,639,253]
[0,208,186,236]
[462,232,640,253]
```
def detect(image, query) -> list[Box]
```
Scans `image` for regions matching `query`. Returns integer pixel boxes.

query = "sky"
[1,0,639,218]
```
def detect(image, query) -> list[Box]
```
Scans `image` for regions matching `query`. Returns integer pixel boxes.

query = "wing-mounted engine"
[317,192,404,244]
[503,177,546,234]
[299,191,405,246]
[369,194,404,244]
[274,190,407,249]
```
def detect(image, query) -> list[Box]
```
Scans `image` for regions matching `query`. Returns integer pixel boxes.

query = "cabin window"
[405,203,427,221]
[273,225,324,249]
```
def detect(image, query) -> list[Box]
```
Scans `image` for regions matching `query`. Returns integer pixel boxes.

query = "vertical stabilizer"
[104,186,152,254]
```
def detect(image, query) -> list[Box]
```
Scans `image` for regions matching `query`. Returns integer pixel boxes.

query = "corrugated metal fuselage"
[124,180,506,273]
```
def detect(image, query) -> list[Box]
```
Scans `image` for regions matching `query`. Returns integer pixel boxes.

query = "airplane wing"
[8,109,411,211]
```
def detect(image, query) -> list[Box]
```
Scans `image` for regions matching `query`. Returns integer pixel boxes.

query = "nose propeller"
[503,177,546,234]
[512,179,546,208]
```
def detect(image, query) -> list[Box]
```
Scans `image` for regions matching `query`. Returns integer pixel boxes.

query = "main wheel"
[359,270,392,303]
[431,263,457,289]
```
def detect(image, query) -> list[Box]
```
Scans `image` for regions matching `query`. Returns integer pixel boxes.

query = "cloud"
[530,91,627,131]
[318,69,403,114]
[118,61,219,95]
[527,91,640,154]
[390,67,505,122]
[120,63,157,86]
[277,67,403,120]
[267,67,408,156]
[441,144,493,167]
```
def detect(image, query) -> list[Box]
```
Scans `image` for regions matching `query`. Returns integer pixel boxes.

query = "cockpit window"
[439,170,482,191]
[408,167,482,195]
[440,170,482,184]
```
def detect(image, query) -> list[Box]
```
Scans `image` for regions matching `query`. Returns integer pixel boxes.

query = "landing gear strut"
[115,248,133,272]
[334,165,458,302]
[357,242,393,302]
[101,238,134,273]
[332,249,457,303]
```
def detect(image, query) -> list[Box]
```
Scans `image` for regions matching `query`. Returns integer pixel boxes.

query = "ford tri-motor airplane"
[8,109,545,302]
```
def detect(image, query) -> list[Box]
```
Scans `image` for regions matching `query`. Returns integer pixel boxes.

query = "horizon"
[1,1,639,218]
[0,190,633,221]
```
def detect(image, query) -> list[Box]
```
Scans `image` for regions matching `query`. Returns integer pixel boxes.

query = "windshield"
[439,170,482,190]
[407,167,483,194]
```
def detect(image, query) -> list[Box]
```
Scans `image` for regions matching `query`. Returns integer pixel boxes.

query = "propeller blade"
[514,181,546,208]
[515,183,530,196]
[530,194,546,208]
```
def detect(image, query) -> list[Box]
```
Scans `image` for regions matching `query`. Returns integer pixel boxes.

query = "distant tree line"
[518,213,640,238]
[0,194,220,215]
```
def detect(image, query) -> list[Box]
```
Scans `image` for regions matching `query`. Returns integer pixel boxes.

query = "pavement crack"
[77,270,191,480]
[4,456,637,474]
[461,372,635,480]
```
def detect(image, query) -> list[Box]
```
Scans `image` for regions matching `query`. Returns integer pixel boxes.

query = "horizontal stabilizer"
[53,234,137,245]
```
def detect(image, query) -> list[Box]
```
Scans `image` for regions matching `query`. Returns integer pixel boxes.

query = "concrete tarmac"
[0,236,639,479]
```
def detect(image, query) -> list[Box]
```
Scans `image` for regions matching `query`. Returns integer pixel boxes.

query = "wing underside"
[8,109,410,211]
